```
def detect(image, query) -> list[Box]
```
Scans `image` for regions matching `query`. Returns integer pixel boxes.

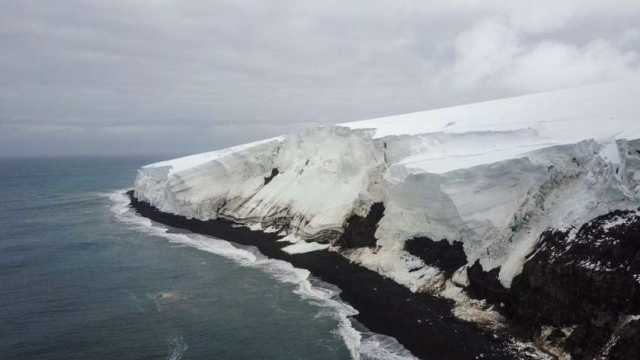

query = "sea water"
[0,157,414,360]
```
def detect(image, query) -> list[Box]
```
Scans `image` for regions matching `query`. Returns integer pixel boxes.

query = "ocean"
[0,157,413,360]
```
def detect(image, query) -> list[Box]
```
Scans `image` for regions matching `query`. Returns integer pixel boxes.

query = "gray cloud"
[2,0,640,156]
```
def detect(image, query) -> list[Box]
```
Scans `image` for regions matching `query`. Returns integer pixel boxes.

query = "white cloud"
[442,17,640,94]
[2,0,640,156]
[449,19,522,89]
[506,39,638,92]
[502,0,640,34]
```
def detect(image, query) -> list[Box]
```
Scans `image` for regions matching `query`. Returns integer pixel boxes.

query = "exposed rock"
[466,261,512,309]
[263,168,279,185]
[506,209,640,358]
[458,209,640,357]
[405,237,467,276]
[335,202,385,249]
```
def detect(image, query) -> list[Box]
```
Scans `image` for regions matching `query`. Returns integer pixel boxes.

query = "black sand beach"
[127,191,523,360]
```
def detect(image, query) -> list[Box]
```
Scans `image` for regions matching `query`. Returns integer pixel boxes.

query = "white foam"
[108,191,257,265]
[167,335,188,360]
[359,333,419,360]
[106,190,415,360]
[282,241,330,254]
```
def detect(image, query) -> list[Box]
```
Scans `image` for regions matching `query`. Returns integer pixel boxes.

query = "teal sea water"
[0,157,388,360]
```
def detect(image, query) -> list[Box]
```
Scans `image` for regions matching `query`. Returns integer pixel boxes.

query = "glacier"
[135,79,640,290]
[132,79,640,358]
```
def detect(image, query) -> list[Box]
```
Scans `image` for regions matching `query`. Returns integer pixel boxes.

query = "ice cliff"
[135,80,640,288]
[134,79,640,358]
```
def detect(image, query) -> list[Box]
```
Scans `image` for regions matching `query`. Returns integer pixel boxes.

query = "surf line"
[126,190,514,360]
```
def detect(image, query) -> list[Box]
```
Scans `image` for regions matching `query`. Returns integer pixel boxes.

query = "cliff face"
[510,210,640,359]
[133,80,640,357]
[465,209,640,358]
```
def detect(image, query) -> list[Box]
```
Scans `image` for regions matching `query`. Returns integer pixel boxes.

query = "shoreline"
[127,191,519,360]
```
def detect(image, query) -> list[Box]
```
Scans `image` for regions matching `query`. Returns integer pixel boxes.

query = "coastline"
[127,191,521,360]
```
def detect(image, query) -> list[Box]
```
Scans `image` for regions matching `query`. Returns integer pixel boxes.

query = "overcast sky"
[2,1,640,157]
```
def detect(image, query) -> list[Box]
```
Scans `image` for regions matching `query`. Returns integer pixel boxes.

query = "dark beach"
[127,191,519,360]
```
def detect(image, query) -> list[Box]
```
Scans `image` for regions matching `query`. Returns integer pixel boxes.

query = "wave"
[105,190,417,360]
[166,335,188,360]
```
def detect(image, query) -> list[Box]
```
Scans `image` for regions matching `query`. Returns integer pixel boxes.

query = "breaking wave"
[107,190,416,360]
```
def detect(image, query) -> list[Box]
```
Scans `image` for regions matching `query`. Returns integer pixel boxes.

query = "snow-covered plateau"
[133,79,640,359]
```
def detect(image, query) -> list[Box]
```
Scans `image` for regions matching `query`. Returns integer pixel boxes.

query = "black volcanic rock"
[335,202,385,249]
[508,208,640,358]
[466,261,512,309]
[405,236,467,276]
[263,168,279,185]
[459,209,640,358]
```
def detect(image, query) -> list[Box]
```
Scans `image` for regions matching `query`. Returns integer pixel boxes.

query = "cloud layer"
[2,0,640,156]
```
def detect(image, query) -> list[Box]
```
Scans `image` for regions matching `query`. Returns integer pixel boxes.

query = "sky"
[2,1,640,157]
